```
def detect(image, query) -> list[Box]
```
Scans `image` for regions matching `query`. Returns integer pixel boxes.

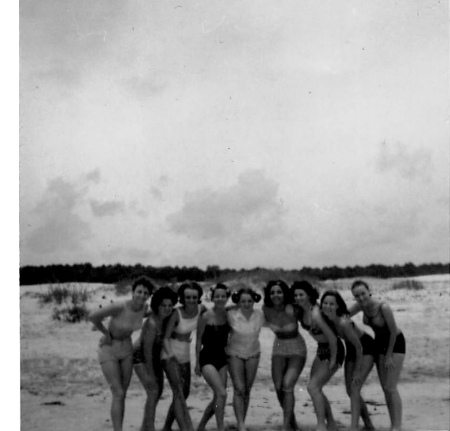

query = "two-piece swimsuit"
[98,302,144,364]
[300,317,345,366]
[268,320,307,358]
[363,303,406,356]
[199,323,230,370]
[161,305,201,364]
[133,317,164,367]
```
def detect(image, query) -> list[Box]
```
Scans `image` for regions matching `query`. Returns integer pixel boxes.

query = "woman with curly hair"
[263,280,307,431]
[161,281,206,431]
[132,287,178,431]
[349,280,405,431]
[226,287,264,431]
[291,281,345,431]
[320,289,375,431]
[195,283,231,431]
[89,276,155,431]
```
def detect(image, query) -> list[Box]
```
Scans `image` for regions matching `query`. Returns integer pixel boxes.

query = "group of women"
[88,276,405,431]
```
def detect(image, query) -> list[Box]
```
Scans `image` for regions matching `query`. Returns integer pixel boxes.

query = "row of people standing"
[89,277,405,431]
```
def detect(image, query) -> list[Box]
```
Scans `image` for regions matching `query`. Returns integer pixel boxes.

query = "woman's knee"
[307,381,321,396]
[216,387,227,400]
[110,384,126,400]
[233,384,246,398]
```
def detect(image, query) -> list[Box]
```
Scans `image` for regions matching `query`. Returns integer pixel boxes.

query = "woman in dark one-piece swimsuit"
[195,284,231,431]
[349,280,405,431]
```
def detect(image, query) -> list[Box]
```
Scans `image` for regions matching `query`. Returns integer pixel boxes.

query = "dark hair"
[264,280,290,307]
[132,276,155,295]
[290,280,319,305]
[178,281,203,305]
[351,280,370,292]
[150,287,178,313]
[231,287,262,304]
[210,283,231,299]
[320,290,349,317]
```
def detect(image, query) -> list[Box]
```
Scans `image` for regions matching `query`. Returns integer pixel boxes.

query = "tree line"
[19,261,449,286]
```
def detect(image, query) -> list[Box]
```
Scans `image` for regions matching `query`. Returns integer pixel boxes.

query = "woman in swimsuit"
[226,287,264,431]
[320,290,375,431]
[132,287,178,431]
[89,276,155,431]
[349,280,406,431]
[161,281,206,431]
[262,280,307,431]
[195,283,231,431]
[290,280,344,431]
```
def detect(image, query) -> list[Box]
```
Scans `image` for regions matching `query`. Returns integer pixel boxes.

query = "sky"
[19,0,449,270]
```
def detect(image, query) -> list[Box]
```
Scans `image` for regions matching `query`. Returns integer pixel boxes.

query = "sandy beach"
[20,276,450,431]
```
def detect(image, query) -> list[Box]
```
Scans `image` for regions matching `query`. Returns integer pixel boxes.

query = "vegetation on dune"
[37,284,91,323]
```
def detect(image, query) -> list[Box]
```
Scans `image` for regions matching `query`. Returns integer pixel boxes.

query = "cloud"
[167,169,283,243]
[375,141,433,181]
[90,200,124,217]
[23,177,91,255]
[85,169,101,184]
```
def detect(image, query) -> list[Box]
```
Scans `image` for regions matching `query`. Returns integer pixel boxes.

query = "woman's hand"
[195,362,202,376]
[384,353,395,369]
[99,332,112,346]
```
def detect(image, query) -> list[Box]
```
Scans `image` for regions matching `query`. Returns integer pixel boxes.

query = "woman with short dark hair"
[89,277,155,431]
[263,280,307,431]
[161,281,206,431]
[132,287,178,431]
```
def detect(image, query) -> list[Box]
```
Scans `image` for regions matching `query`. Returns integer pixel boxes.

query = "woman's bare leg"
[377,353,404,431]
[101,356,133,431]
[134,364,163,431]
[307,357,338,431]
[197,365,228,431]
[162,359,194,431]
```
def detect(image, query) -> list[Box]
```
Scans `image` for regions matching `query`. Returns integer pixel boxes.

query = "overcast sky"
[19,0,449,270]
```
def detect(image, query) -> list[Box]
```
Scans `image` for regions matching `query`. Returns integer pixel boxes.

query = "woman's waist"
[171,332,192,342]
[274,331,300,340]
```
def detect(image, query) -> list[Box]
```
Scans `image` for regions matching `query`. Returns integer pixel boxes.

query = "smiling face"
[293,288,309,307]
[351,284,371,306]
[183,288,199,310]
[238,293,255,311]
[321,294,338,318]
[270,285,284,306]
[212,288,228,308]
[132,284,151,304]
[158,298,174,318]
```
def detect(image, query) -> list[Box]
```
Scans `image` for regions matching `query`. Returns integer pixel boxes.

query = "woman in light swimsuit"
[195,283,231,431]
[320,290,375,431]
[262,280,307,431]
[132,287,178,431]
[161,281,206,431]
[291,281,344,431]
[89,276,155,431]
[226,287,264,431]
[349,280,405,431]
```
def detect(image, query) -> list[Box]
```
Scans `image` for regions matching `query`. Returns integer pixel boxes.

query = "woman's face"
[158,298,174,318]
[293,288,308,307]
[270,285,284,306]
[132,285,151,305]
[352,285,371,306]
[238,293,254,311]
[212,288,228,308]
[183,288,199,309]
[321,295,338,318]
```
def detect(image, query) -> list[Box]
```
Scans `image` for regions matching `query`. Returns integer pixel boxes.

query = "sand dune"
[20,276,450,430]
